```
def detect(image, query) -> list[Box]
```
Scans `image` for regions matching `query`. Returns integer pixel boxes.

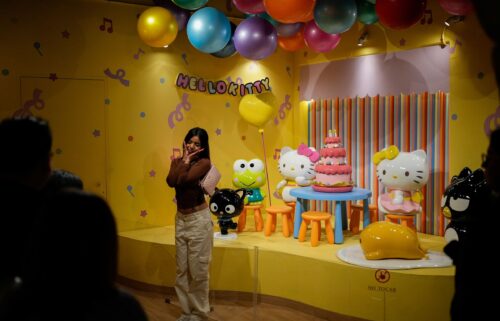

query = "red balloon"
[278,29,305,52]
[376,0,426,30]
[263,0,316,23]
[303,20,341,53]
[233,0,265,15]
[437,0,473,16]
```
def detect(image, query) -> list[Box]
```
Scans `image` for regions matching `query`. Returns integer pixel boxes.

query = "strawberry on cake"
[313,130,353,192]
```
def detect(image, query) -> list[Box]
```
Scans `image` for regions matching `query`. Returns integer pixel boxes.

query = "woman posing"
[166,127,213,321]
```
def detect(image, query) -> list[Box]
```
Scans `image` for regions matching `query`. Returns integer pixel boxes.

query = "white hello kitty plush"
[276,144,319,202]
[373,146,429,215]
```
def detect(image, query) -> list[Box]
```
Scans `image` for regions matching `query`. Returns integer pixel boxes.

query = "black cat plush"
[441,167,488,242]
[209,188,248,235]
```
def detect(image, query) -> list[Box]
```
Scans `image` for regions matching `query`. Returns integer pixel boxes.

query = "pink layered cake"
[313,131,353,192]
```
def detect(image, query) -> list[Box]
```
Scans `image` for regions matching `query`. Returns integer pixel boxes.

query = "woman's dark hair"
[184,127,210,159]
[42,169,84,195]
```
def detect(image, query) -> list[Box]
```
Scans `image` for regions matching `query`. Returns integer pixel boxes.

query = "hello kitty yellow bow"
[373,145,400,165]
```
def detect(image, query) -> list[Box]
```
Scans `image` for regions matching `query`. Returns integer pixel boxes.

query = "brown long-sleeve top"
[166,157,211,214]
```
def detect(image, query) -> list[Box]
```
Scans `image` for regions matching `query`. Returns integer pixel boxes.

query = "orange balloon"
[301,9,314,22]
[278,29,305,52]
[263,0,316,23]
[137,7,178,48]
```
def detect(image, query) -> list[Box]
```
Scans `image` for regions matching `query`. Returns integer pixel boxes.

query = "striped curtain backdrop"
[307,92,449,235]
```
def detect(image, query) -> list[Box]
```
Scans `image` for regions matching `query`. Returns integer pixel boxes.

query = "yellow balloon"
[137,7,178,48]
[238,92,277,128]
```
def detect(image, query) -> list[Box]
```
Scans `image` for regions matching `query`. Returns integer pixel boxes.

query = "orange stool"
[350,203,378,234]
[264,205,293,237]
[298,211,334,247]
[285,202,296,221]
[385,214,416,231]
[237,204,264,232]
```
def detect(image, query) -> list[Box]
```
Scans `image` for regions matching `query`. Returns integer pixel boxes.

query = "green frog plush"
[232,158,266,204]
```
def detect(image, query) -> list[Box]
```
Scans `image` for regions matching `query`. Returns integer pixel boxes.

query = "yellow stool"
[237,204,264,232]
[385,214,416,231]
[264,205,293,237]
[350,203,378,234]
[298,211,334,247]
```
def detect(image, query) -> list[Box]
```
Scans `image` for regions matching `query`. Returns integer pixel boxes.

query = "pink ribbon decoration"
[297,143,320,163]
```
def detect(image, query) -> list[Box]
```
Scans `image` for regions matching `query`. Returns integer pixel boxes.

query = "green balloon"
[357,0,378,25]
[172,0,208,11]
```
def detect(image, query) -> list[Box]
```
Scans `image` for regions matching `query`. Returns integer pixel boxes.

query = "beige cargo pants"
[175,208,213,321]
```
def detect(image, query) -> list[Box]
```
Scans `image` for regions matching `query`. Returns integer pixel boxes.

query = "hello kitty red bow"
[297,144,320,163]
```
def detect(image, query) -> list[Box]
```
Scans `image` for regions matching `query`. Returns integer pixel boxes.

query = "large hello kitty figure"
[276,144,319,202]
[373,146,429,215]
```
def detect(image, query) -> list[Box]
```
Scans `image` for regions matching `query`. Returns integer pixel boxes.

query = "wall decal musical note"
[133,48,145,60]
[99,17,113,33]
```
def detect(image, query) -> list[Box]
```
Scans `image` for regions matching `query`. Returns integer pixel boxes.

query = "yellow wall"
[0,0,295,231]
[1,0,497,233]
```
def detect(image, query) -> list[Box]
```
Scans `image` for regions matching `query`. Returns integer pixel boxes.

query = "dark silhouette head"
[25,189,118,294]
[0,116,52,189]
[42,169,84,195]
[184,127,210,159]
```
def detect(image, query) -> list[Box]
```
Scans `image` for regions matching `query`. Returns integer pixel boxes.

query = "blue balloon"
[211,22,237,58]
[187,7,231,53]
[314,0,357,34]
[245,12,279,27]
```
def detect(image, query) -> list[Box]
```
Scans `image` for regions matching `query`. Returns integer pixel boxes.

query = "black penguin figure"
[441,167,488,242]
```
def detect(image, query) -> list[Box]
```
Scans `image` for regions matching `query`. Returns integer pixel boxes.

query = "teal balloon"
[172,0,208,10]
[245,12,279,27]
[187,7,231,53]
[357,0,378,25]
[314,0,357,34]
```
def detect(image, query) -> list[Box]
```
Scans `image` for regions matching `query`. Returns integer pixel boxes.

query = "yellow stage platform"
[118,223,454,321]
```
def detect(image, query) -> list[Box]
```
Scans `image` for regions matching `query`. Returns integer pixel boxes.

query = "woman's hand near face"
[182,141,204,164]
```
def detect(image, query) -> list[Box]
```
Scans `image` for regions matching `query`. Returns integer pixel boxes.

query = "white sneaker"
[176,315,191,321]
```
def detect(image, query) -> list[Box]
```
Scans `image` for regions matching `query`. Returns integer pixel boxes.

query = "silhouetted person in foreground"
[444,128,500,321]
[0,116,52,295]
[42,168,84,196]
[0,189,148,321]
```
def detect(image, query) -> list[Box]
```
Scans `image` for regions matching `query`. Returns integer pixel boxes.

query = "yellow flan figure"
[360,221,426,260]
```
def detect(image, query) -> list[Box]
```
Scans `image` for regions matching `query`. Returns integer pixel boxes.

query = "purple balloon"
[234,17,277,60]
[153,0,190,31]
[232,0,265,14]
[303,20,341,53]
[276,22,304,37]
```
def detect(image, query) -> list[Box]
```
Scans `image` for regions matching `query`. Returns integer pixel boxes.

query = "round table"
[290,186,372,244]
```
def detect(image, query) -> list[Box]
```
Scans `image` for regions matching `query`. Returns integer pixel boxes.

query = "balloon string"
[259,129,272,207]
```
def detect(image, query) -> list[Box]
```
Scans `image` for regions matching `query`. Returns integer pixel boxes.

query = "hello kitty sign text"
[176,73,270,96]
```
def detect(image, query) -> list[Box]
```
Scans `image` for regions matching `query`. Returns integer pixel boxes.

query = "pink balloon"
[437,0,473,16]
[303,20,341,53]
[232,0,265,14]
